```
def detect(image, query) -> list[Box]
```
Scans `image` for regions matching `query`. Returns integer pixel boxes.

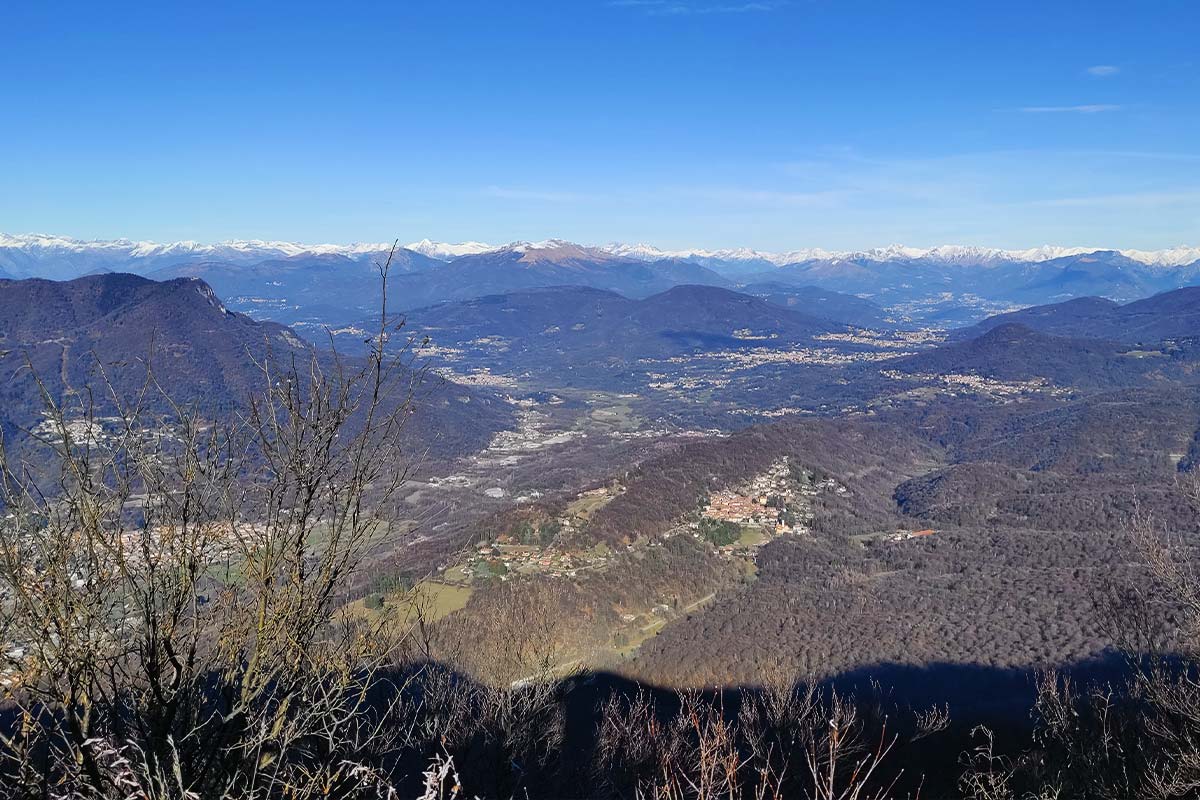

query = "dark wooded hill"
[385,242,730,307]
[961,286,1200,345]
[324,284,852,370]
[890,322,1180,389]
[147,243,733,325]
[459,387,1200,687]
[740,281,893,328]
[0,274,512,469]
[745,249,1200,306]
[149,249,443,324]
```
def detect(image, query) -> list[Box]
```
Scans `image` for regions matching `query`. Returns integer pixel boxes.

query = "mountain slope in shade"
[129,242,730,325]
[1006,251,1158,302]
[396,286,633,338]
[429,283,843,352]
[962,287,1200,344]
[741,282,892,328]
[379,243,731,310]
[891,323,1170,390]
[958,297,1121,339]
[628,284,841,346]
[325,284,848,371]
[149,250,443,324]
[747,249,1200,307]
[0,274,512,467]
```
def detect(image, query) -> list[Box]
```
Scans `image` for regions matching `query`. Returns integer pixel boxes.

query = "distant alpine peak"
[405,238,599,260]
[601,242,798,265]
[503,238,577,253]
[403,238,496,260]
[1120,246,1200,267]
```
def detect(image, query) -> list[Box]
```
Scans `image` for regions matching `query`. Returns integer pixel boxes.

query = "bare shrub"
[597,672,944,800]
[959,474,1200,799]
[0,248,424,798]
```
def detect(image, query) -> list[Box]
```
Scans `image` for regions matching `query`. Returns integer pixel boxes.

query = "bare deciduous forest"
[4,261,1200,798]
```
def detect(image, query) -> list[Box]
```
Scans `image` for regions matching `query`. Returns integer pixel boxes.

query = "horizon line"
[4,231,1199,260]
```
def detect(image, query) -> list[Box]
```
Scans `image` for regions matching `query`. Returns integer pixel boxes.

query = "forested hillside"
[0,274,513,473]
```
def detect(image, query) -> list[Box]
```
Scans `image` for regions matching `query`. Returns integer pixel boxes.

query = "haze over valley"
[4,229,1200,655]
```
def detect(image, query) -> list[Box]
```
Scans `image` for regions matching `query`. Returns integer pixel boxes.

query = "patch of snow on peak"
[504,239,579,253]
[404,239,496,260]
[1119,246,1200,267]
[599,243,806,265]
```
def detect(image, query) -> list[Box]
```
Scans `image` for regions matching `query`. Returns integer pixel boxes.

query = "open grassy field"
[737,526,767,546]
[346,579,474,625]
[606,590,723,661]
[406,580,474,621]
[565,488,616,522]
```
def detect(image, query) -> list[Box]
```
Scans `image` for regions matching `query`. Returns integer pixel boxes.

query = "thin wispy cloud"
[480,183,843,209]
[774,148,1200,219]
[1086,65,1120,77]
[777,151,992,207]
[1034,189,1200,208]
[1016,104,1122,114]
[676,186,850,207]
[1089,150,1200,163]
[481,186,600,203]
[468,147,1200,249]
[608,0,785,16]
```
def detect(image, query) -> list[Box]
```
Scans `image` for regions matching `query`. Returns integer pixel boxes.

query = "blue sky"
[1,0,1197,250]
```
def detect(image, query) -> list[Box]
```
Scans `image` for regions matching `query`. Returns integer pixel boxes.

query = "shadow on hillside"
[1,653,1135,799]
[400,653,1128,798]
[564,656,1125,784]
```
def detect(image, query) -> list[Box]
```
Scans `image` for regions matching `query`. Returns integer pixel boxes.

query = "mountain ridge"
[0,273,514,468]
[5,232,1199,276]
[7,234,1199,327]
[961,286,1200,344]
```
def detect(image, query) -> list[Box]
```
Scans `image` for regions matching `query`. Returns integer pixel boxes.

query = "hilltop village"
[348,453,941,648]
[439,457,844,586]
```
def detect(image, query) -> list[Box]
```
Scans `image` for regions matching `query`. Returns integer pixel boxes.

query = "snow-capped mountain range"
[599,242,1200,268]
[5,232,1200,327]
[4,232,1200,276]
